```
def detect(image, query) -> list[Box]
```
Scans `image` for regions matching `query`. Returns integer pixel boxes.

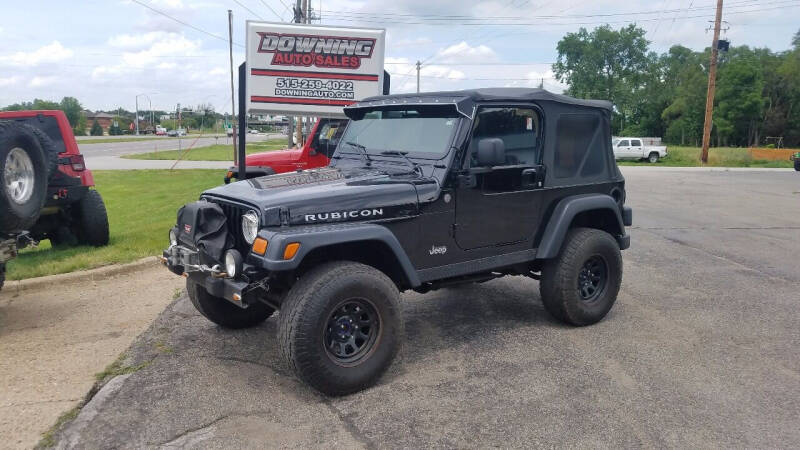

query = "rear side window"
[631,139,642,147]
[554,113,605,178]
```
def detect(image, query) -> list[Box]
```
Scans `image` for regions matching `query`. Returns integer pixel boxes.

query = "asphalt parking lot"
[53,168,800,448]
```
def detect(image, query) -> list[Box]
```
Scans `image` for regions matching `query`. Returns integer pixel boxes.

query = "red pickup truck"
[224,117,347,183]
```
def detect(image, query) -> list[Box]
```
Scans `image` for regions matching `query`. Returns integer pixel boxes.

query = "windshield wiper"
[380,150,423,176]
[344,141,371,166]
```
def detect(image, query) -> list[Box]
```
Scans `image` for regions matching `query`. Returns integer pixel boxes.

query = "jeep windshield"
[338,107,460,160]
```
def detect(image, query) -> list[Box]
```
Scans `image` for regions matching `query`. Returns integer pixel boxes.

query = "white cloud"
[0,41,73,67]
[434,42,498,64]
[93,32,202,79]
[108,31,172,50]
[0,76,20,87]
[28,76,55,88]
[151,0,185,8]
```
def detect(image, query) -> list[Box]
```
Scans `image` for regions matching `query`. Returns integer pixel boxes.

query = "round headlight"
[241,210,259,244]
[224,249,242,278]
[169,228,178,246]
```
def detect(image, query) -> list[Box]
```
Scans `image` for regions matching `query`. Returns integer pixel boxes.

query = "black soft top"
[346,88,612,118]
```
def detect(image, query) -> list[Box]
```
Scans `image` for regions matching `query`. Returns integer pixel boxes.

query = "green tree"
[90,120,103,136]
[660,47,708,145]
[59,97,86,136]
[553,24,653,133]
[715,47,766,146]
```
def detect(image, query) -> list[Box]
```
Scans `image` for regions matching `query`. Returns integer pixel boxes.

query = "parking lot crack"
[638,228,795,283]
[155,414,230,447]
[200,354,273,368]
[323,401,374,449]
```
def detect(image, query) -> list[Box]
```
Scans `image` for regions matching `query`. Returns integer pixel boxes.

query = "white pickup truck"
[613,137,668,163]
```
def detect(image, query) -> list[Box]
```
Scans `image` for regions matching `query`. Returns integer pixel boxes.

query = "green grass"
[37,406,80,448]
[618,146,795,168]
[122,138,288,161]
[94,353,150,382]
[6,170,222,280]
[76,136,167,144]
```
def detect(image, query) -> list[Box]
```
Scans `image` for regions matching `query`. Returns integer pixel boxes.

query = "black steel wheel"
[278,261,403,396]
[540,227,622,326]
[577,255,608,302]
[324,299,380,366]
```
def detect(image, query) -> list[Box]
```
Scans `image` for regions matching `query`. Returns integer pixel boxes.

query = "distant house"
[85,111,115,134]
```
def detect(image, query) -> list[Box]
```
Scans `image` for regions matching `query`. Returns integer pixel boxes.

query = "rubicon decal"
[256,33,376,69]
[304,208,384,223]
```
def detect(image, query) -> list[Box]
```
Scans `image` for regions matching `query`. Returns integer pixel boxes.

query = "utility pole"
[228,9,238,160]
[292,0,307,148]
[416,61,421,93]
[700,0,724,164]
[135,96,139,135]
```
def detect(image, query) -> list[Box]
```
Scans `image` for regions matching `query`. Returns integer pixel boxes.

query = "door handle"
[521,166,545,188]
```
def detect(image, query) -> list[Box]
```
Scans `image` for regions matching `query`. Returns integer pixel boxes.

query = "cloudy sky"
[1,0,797,113]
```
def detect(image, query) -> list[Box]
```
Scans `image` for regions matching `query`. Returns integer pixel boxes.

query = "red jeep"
[0,110,109,288]
[224,117,347,183]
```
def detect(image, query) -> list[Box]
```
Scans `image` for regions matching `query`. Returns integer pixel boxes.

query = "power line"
[389,72,558,81]
[319,1,797,25]
[130,0,244,47]
[321,0,769,20]
[231,0,265,20]
[323,3,798,26]
[257,0,284,20]
[383,62,556,66]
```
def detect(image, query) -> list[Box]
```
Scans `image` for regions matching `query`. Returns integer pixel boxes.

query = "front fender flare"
[254,223,421,287]
[536,194,628,259]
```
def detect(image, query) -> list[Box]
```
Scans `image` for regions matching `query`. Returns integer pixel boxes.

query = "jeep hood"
[202,167,425,226]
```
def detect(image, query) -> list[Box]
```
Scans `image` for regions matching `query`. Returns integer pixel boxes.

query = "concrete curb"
[4,257,161,295]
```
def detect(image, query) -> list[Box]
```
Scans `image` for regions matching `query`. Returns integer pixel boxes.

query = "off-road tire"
[278,261,403,396]
[648,152,659,163]
[0,122,49,233]
[794,159,800,171]
[187,279,275,329]
[540,227,622,326]
[26,126,59,178]
[74,190,110,246]
[49,225,77,247]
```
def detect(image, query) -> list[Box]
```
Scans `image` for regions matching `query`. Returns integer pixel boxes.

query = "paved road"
[80,133,284,170]
[52,168,800,448]
[78,136,237,157]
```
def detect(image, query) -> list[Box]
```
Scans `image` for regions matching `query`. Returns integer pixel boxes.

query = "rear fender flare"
[537,194,625,259]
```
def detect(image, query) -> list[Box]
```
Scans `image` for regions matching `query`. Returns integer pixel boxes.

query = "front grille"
[209,199,254,254]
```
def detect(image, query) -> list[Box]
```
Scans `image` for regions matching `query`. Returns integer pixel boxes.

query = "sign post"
[238,63,247,180]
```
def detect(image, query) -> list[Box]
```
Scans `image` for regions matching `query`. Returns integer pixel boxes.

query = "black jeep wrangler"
[163,88,632,395]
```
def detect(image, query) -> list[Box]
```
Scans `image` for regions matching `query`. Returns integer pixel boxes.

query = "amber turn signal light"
[251,237,268,255]
[283,242,301,260]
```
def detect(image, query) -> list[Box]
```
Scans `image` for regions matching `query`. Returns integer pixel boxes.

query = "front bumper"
[161,244,252,308]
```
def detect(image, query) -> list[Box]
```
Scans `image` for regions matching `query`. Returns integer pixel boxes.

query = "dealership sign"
[246,21,386,117]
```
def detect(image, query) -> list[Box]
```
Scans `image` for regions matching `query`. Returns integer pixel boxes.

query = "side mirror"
[476,138,506,167]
